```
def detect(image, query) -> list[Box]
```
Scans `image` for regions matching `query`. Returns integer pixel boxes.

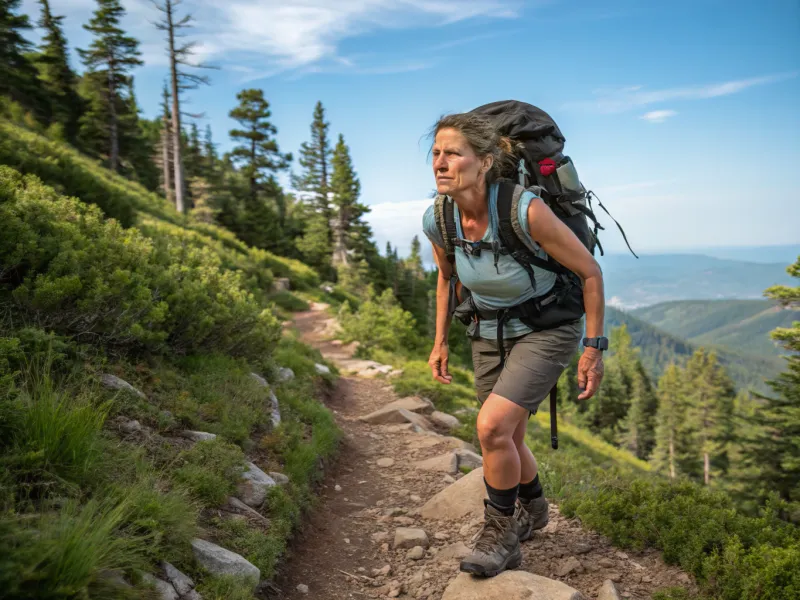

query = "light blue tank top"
[422,183,556,340]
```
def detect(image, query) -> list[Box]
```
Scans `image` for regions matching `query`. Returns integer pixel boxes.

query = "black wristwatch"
[582,336,609,351]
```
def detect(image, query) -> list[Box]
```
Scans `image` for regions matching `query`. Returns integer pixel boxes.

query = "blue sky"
[19,0,800,261]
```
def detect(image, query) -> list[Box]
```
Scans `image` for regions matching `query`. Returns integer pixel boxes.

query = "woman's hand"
[577,347,604,400]
[429,343,452,385]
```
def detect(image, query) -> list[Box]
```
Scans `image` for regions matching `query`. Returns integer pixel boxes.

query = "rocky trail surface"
[273,304,692,600]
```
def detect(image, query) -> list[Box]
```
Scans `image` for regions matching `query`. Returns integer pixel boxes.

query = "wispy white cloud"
[567,71,799,114]
[640,109,677,123]
[23,0,521,78]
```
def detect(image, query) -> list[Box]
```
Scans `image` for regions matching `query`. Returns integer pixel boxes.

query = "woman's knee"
[476,412,515,451]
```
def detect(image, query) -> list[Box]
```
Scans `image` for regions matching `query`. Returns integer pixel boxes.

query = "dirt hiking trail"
[273,303,691,600]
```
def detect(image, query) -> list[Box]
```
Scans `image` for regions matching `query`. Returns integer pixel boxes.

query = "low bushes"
[0,167,281,361]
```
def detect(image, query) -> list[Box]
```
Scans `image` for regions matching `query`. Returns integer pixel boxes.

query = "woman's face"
[431,127,491,196]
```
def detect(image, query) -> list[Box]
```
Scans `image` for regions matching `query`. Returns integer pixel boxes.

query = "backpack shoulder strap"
[496,181,567,282]
[433,194,457,264]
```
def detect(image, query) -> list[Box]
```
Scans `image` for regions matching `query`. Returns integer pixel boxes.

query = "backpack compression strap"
[433,194,457,264]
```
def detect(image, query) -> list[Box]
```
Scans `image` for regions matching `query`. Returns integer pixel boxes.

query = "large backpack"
[434,100,636,448]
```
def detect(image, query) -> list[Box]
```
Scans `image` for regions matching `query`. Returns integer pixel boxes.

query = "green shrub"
[0,167,281,361]
[338,287,423,355]
[250,248,319,291]
[173,439,245,507]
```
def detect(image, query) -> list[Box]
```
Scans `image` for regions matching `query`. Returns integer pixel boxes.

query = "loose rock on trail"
[273,303,692,600]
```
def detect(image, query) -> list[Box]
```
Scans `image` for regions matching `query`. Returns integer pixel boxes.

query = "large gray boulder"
[442,572,586,600]
[416,453,459,475]
[384,396,434,415]
[191,539,260,584]
[142,574,179,600]
[421,467,487,521]
[597,579,622,600]
[360,406,433,431]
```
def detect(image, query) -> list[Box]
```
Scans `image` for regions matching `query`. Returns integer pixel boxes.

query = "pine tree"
[153,0,213,213]
[683,349,736,485]
[292,101,333,213]
[652,364,687,478]
[33,0,82,140]
[739,256,800,508]
[1,0,46,117]
[330,134,372,273]
[229,88,292,202]
[203,124,217,175]
[78,0,142,172]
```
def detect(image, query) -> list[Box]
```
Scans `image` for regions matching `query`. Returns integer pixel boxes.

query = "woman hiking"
[421,111,607,578]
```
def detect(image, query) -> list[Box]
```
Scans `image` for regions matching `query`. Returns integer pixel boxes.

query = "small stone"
[237,462,276,507]
[442,474,456,484]
[161,562,195,596]
[573,542,593,555]
[358,567,366,573]
[430,411,461,430]
[381,543,390,553]
[454,449,484,470]
[678,573,691,584]
[377,458,395,468]
[374,565,392,577]
[100,374,146,399]
[599,557,616,568]
[142,574,178,600]
[615,551,629,560]
[599,579,622,600]
[393,516,415,526]
[335,484,342,492]
[608,573,622,582]
[268,472,290,485]
[372,531,389,543]
[191,539,260,584]
[278,367,295,382]
[435,542,471,562]
[556,556,583,577]
[434,532,450,541]
[315,363,331,375]
[180,430,217,442]
[344,538,350,544]
[296,583,309,594]
[183,591,202,600]
[642,575,653,584]
[119,419,142,434]
[393,528,429,549]
[407,546,425,560]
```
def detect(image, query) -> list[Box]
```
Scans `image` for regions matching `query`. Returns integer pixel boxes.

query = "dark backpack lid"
[468,100,565,162]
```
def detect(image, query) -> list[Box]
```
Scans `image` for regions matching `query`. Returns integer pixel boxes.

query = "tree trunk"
[668,435,675,479]
[704,451,710,485]
[107,66,119,172]
[161,116,172,202]
[249,136,257,202]
[166,0,184,213]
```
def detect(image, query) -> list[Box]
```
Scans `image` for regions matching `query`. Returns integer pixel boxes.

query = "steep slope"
[632,299,798,357]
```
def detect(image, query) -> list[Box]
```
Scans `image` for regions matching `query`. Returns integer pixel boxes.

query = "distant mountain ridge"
[597,253,795,309]
[631,299,798,358]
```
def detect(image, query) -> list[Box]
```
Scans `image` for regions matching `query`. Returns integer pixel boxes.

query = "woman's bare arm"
[429,243,454,384]
[527,197,605,400]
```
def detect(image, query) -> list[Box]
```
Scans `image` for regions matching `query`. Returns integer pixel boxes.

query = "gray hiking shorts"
[471,321,582,413]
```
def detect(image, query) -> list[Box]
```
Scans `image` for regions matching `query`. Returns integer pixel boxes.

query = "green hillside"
[632,299,799,357]
[605,305,784,393]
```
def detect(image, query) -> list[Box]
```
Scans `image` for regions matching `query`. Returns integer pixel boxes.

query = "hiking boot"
[515,495,549,542]
[459,501,522,577]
